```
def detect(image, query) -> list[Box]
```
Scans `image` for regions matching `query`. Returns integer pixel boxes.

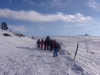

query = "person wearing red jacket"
[40,39,44,49]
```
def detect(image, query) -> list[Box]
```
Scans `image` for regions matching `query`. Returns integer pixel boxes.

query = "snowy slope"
[0,30,99,75]
[52,36,100,75]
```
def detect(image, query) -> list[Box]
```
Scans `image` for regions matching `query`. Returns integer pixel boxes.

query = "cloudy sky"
[0,0,100,36]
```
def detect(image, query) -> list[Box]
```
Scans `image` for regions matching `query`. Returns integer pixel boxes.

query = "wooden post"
[74,43,79,61]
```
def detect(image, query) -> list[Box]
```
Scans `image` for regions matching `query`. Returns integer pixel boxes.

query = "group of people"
[36,36,61,57]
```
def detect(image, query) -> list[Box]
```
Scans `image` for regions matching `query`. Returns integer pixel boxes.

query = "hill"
[0,30,100,75]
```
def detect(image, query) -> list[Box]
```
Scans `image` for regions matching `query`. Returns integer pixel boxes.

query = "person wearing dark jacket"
[37,39,40,48]
[57,42,61,51]
[53,41,59,57]
[44,40,46,50]
[50,40,53,51]
[45,36,50,50]
[52,39,56,50]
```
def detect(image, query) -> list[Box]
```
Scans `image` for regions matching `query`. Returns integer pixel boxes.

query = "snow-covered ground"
[0,30,100,75]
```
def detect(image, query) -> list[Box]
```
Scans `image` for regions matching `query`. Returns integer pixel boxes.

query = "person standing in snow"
[44,39,46,50]
[40,39,44,49]
[52,39,56,50]
[45,36,51,50]
[37,39,40,48]
[53,41,59,57]
[50,40,53,51]
[57,42,61,52]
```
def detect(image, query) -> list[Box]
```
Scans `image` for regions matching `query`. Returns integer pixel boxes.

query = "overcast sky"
[0,0,100,36]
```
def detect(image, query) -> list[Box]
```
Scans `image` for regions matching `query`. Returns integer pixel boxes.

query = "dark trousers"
[47,45,49,50]
[38,44,40,48]
[50,45,52,51]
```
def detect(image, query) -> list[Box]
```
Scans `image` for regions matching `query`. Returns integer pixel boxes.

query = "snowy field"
[0,30,100,75]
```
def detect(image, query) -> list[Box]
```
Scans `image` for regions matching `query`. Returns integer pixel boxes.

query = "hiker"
[50,40,53,51]
[53,41,59,57]
[44,40,46,50]
[45,36,51,50]
[52,39,56,50]
[40,39,44,49]
[57,42,61,52]
[37,39,40,48]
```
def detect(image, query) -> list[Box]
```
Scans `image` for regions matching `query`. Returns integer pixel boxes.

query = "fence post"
[74,43,79,61]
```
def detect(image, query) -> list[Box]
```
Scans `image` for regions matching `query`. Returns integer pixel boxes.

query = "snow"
[0,30,100,75]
